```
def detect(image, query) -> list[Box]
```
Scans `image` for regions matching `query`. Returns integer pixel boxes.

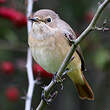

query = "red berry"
[33,63,53,78]
[5,87,20,101]
[12,12,27,28]
[0,7,27,28]
[1,61,14,75]
[85,11,94,23]
[0,0,6,3]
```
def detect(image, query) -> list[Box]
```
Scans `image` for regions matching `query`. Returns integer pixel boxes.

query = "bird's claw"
[41,90,58,104]
[53,74,65,83]
[53,71,67,91]
[41,92,52,104]
[41,69,70,104]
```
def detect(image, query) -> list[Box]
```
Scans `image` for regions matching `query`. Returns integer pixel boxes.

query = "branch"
[25,0,34,110]
[93,26,110,31]
[36,0,110,110]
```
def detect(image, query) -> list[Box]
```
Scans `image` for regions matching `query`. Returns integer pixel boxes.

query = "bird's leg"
[62,68,69,76]
[41,89,58,104]
[41,90,52,104]
[52,56,74,90]
[54,74,64,90]
[53,68,69,90]
[41,68,69,104]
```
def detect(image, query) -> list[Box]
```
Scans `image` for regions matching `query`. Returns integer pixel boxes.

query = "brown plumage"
[75,72,94,100]
[28,9,94,100]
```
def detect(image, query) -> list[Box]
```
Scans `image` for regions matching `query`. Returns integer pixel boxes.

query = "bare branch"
[92,19,110,32]
[25,0,34,110]
[93,26,110,31]
[36,100,47,110]
[75,0,110,45]
[36,0,110,110]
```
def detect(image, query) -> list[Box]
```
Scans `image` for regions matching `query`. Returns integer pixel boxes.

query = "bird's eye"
[47,18,51,22]
[35,17,39,20]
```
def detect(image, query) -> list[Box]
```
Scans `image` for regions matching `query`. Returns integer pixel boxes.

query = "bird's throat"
[31,22,57,40]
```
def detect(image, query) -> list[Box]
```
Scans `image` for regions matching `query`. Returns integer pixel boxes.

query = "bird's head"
[29,9,60,40]
[29,9,59,28]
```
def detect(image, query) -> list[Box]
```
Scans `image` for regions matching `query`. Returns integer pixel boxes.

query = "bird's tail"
[74,73,94,100]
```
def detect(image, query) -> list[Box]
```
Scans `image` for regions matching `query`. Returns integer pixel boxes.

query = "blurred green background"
[0,0,110,110]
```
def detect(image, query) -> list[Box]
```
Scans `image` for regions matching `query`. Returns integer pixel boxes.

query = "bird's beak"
[28,17,44,23]
[28,18,38,22]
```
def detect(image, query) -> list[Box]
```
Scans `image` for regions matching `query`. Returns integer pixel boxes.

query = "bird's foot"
[41,69,69,104]
[62,68,69,76]
[52,68,69,90]
[53,74,64,90]
[41,90,58,104]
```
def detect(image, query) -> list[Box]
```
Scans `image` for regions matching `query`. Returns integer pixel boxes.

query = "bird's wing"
[57,19,86,71]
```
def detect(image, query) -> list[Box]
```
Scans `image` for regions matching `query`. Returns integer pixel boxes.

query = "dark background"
[0,0,110,110]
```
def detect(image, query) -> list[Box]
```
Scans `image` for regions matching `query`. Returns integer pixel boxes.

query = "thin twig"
[93,26,110,31]
[25,0,34,110]
[25,49,35,110]
[36,0,110,110]
[36,100,47,110]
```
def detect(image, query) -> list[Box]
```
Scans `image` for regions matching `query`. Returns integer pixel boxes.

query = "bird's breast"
[32,22,58,40]
[28,32,70,73]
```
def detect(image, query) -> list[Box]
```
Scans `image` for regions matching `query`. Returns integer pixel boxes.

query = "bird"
[28,9,94,100]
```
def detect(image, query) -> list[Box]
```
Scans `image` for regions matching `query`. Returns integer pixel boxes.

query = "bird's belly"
[31,45,83,83]
[29,33,81,77]
[29,32,70,74]
[31,46,67,74]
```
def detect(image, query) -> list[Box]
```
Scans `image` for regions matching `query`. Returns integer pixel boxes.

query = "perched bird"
[28,9,94,100]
